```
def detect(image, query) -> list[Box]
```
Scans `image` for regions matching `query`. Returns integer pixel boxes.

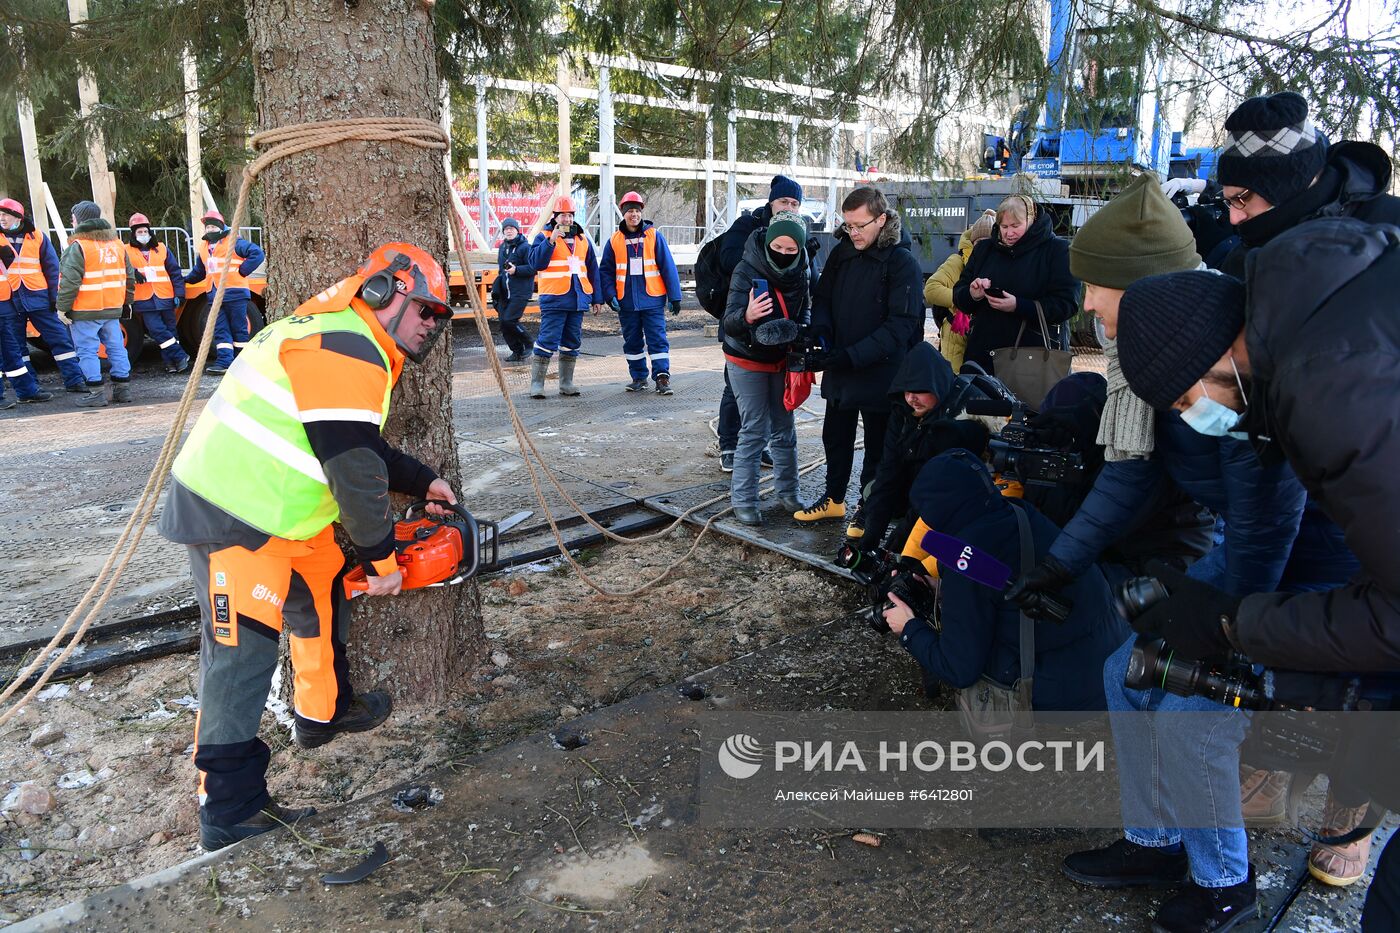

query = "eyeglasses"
[841,215,881,234]
[1221,189,1256,211]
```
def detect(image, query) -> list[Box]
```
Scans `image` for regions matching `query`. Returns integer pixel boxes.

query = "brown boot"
[1308,792,1372,887]
[1240,764,1292,827]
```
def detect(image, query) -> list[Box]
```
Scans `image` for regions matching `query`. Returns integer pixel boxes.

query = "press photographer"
[1115,219,1400,928]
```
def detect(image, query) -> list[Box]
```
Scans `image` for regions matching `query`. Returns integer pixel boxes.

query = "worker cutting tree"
[157,243,460,852]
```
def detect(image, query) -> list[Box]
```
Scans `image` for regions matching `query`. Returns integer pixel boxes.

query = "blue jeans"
[534,307,584,358]
[726,361,798,511]
[0,299,42,400]
[70,318,131,384]
[211,291,250,368]
[618,304,670,380]
[12,302,85,388]
[139,304,189,368]
[1105,637,1251,888]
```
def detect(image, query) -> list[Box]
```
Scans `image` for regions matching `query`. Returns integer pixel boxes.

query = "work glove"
[669,300,682,316]
[132,268,147,284]
[1005,555,1075,620]
[1127,562,1242,662]
[808,349,850,373]
[608,298,622,313]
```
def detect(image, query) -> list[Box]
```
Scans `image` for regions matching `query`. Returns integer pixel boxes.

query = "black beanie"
[1116,271,1246,410]
[1218,92,1328,208]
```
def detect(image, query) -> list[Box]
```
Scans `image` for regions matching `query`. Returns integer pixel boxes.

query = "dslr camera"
[965,398,1086,487]
[835,542,937,634]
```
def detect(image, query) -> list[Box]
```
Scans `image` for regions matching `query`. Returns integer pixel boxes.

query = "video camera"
[834,542,937,634]
[964,398,1086,488]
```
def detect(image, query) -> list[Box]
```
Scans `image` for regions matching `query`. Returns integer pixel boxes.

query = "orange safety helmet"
[0,198,24,220]
[355,243,452,364]
[550,195,577,216]
[619,191,645,211]
[128,213,151,229]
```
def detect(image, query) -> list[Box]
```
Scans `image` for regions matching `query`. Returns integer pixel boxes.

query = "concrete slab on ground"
[18,615,1357,933]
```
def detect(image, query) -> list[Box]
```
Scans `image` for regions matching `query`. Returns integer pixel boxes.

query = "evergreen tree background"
[0,0,1395,225]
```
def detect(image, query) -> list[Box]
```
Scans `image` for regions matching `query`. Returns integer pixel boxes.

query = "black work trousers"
[822,405,888,506]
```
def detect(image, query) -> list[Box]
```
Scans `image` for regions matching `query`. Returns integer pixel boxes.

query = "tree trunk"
[247,0,485,703]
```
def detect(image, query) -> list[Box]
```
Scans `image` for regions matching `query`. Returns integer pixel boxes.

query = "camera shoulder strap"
[1010,500,1035,728]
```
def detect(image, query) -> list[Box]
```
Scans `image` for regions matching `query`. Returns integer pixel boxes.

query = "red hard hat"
[619,191,645,210]
[128,213,151,229]
[200,209,225,225]
[551,195,577,215]
[357,242,450,315]
[0,198,24,219]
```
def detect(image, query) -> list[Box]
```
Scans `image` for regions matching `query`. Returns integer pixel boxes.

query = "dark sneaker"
[654,374,673,395]
[199,801,317,852]
[75,388,108,408]
[1062,838,1189,889]
[720,452,735,473]
[760,448,774,468]
[293,691,392,750]
[1151,869,1257,933]
[19,390,52,403]
[172,357,191,374]
[625,378,648,392]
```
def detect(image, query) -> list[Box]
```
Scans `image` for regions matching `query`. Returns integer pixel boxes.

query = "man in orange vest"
[185,209,265,374]
[599,191,683,395]
[56,201,135,408]
[0,230,53,408]
[526,195,602,398]
[0,197,87,392]
[126,214,190,373]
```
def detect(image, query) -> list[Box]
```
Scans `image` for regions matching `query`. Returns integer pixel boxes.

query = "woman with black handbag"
[721,212,811,526]
[952,195,1079,391]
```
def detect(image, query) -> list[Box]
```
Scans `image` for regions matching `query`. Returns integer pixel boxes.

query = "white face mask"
[135,231,151,245]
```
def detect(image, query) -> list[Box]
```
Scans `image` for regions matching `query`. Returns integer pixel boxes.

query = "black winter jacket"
[808,211,925,411]
[494,237,534,301]
[721,228,811,366]
[1233,218,1400,672]
[861,343,990,547]
[952,211,1079,371]
[1221,141,1400,278]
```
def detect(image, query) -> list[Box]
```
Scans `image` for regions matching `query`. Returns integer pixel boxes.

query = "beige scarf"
[1097,338,1156,461]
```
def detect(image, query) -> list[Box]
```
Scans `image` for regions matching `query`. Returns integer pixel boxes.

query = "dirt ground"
[0,529,861,923]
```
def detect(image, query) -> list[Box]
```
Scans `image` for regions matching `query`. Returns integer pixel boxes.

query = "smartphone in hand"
[984,287,1006,299]
[752,277,769,300]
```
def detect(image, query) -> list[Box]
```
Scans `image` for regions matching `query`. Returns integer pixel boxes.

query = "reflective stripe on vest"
[126,243,174,302]
[536,236,593,296]
[172,307,392,540]
[610,228,666,298]
[200,236,252,290]
[8,233,47,292]
[71,237,127,312]
[0,251,11,301]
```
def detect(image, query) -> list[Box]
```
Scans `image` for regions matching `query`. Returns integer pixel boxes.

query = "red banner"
[454,179,556,243]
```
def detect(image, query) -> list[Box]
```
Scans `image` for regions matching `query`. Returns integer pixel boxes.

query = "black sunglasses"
[415,303,450,322]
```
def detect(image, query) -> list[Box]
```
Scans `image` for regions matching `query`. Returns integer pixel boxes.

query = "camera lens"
[1117,577,1170,621]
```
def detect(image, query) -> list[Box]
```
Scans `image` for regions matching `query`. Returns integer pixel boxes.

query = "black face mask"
[767,246,798,271]
[203,228,228,243]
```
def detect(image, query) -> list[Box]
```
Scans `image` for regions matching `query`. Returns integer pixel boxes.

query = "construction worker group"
[0,198,261,409]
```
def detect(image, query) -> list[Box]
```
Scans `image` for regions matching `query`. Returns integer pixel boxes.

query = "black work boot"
[1062,837,1190,889]
[1151,868,1257,933]
[199,801,317,852]
[293,691,392,750]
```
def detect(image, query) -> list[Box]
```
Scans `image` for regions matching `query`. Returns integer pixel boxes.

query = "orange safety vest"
[70,236,127,313]
[536,236,593,296]
[126,242,175,302]
[200,235,252,290]
[0,251,11,302]
[8,233,48,292]
[609,227,666,299]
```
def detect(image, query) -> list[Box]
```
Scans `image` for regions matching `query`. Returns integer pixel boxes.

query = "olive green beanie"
[1069,174,1201,288]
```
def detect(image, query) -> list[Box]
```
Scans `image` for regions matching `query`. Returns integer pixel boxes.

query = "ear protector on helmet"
[359,253,413,309]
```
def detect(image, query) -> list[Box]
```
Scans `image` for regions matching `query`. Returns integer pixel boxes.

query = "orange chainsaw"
[343,501,497,599]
